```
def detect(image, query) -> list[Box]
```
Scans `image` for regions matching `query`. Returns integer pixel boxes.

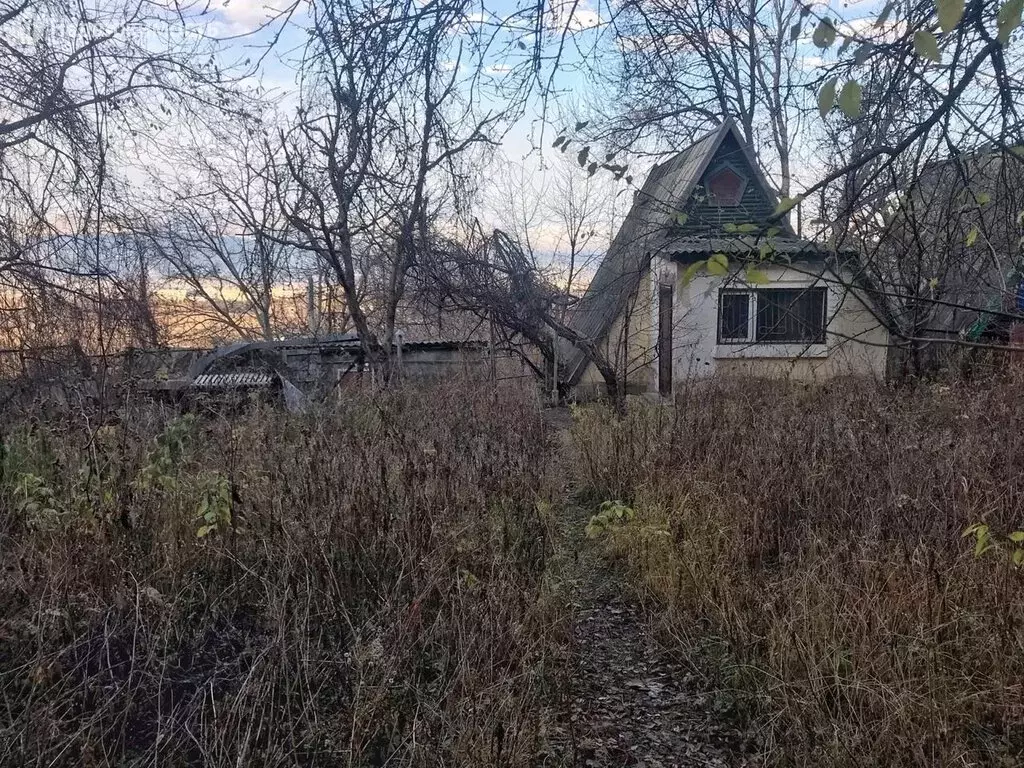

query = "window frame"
[717,286,828,346]
[717,289,755,343]
[705,163,748,207]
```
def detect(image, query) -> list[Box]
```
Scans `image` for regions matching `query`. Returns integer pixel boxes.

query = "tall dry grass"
[573,377,1024,766]
[0,380,566,766]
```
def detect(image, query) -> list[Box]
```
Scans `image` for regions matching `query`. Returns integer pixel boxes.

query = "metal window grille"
[719,291,752,342]
[718,287,826,344]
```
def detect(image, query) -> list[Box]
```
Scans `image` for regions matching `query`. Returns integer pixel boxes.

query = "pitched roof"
[561,117,886,387]
[564,119,796,386]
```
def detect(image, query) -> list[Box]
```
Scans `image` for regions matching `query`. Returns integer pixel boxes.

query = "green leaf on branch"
[552,135,566,148]
[998,0,1024,44]
[818,77,837,119]
[745,267,770,285]
[962,522,983,537]
[937,0,965,33]
[577,146,590,166]
[575,119,589,131]
[812,18,837,48]
[838,80,863,118]
[974,524,992,556]
[724,222,758,234]
[681,260,706,285]
[707,253,729,276]
[914,30,942,62]
[775,195,803,215]
[966,225,980,246]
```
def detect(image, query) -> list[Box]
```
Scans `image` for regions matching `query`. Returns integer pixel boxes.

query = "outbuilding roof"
[192,372,276,389]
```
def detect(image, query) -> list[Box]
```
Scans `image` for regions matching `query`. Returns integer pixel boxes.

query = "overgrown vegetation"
[573,377,1024,766]
[0,382,566,766]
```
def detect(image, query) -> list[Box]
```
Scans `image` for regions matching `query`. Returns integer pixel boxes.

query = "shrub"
[0,380,566,766]
[573,377,1024,766]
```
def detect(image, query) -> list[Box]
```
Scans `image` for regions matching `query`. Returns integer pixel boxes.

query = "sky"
[176,0,891,254]
[193,0,624,252]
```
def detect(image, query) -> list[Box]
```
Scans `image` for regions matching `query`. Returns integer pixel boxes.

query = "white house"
[563,119,891,399]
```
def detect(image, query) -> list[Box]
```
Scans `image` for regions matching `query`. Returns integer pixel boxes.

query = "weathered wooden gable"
[671,132,778,237]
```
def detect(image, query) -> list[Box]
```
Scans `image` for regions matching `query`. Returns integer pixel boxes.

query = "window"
[719,291,751,342]
[718,287,827,344]
[706,166,747,206]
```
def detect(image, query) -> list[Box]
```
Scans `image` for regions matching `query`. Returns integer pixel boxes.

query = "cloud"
[546,0,604,33]
[213,0,299,34]
[797,55,825,70]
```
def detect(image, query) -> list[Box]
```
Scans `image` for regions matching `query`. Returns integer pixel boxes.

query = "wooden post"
[550,327,559,406]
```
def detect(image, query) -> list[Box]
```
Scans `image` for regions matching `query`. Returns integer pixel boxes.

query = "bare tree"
[603,0,805,195]
[799,0,1024,366]
[255,0,514,372]
[547,159,625,315]
[484,154,625,317]
[417,227,624,402]
[138,134,319,343]
[0,0,247,357]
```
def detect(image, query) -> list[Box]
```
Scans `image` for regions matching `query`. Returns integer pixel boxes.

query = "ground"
[540,411,751,767]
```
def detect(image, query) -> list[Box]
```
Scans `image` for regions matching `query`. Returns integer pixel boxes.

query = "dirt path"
[541,409,751,768]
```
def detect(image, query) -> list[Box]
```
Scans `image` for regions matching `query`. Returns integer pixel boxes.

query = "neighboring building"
[563,119,891,399]
[870,147,1024,373]
[136,334,491,403]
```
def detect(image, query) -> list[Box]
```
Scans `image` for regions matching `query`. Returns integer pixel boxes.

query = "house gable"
[673,131,781,237]
[563,118,790,386]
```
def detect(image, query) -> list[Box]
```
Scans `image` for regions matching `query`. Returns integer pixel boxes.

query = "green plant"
[195,471,232,538]
[137,414,196,491]
[963,522,1024,565]
[12,472,62,530]
[585,499,635,538]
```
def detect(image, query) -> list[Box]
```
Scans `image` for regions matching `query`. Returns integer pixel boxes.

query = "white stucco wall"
[572,257,890,399]
[574,267,656,398]
[656,257,889,385]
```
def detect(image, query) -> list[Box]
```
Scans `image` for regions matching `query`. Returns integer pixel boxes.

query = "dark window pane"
[707,168,746,206]
[755,288,826,343]
[719,291,750,341]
